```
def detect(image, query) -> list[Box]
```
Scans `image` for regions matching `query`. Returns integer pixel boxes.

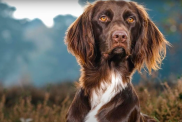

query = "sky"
[2,0,83,27]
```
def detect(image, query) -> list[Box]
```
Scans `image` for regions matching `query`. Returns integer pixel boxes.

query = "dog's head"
[65,1,169,73]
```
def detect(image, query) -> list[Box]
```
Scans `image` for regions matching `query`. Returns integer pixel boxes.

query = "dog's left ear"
[65,4,95,66]
[130,2,170,73]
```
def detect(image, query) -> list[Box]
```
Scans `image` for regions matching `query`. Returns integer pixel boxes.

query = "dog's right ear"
[65,4,95,66]
[130,2,170,73]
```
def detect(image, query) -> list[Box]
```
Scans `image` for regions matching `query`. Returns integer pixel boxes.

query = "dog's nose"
[112,31,127,43]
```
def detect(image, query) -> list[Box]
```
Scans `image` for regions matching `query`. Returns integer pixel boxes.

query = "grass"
[0,77,182,122]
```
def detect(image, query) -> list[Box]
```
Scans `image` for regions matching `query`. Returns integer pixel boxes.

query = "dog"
[65,0,170,122]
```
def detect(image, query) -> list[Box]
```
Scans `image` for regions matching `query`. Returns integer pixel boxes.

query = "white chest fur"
[84,71,127,122]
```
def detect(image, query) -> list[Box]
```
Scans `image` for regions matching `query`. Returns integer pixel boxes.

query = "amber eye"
[99,15,108,22]
[127,17,135,23]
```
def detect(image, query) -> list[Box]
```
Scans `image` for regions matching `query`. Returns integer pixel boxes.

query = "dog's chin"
[110,47,126,60]
[111,47,125,55]
[103,47,127,62]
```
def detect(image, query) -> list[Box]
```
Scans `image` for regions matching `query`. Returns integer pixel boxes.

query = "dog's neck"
[79,57,134,95]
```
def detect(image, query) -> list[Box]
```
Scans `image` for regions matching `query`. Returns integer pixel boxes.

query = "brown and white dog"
[65,0,170,122]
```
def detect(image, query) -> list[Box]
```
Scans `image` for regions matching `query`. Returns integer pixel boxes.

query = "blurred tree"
[159,0,182,78]
[0,2,35,82]
[20,15,79,86]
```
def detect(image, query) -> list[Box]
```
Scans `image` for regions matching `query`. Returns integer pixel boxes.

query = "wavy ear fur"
[130,2,170,73]
[65,4,94,66]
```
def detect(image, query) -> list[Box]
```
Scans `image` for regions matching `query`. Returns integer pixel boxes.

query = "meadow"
[0,77,182,122]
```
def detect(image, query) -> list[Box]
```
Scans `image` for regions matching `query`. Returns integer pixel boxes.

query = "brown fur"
[65,1,170,122]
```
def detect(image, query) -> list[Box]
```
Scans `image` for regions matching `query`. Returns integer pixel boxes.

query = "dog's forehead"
[92,1,134,16]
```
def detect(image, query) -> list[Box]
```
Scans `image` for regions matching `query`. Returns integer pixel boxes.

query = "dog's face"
[65,1,169,73]
[91,1,140,61]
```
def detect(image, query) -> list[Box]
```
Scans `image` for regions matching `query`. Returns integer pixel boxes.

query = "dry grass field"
[0,77,182,122]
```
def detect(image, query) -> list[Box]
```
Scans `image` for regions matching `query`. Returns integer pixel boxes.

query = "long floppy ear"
[65,4,94,66]
[130,2,170,73]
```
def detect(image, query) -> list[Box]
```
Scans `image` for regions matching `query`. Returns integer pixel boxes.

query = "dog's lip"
[102,45,130,59]
[112,42,126,48]
[106,45,125,54]
[102,47,124,58]
[102,47,127,61]
[112,47,124,54]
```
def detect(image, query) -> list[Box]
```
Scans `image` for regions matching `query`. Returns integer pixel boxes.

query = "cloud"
[2,0,83,27]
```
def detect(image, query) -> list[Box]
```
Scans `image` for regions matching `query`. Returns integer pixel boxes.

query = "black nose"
[112,31,127,43]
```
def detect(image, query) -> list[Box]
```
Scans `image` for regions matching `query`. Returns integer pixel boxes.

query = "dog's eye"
[99,15,109,22]
[126,17,135,23]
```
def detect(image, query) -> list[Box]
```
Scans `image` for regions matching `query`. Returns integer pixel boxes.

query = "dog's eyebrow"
[123,10,137,19]
[98,9,114,17]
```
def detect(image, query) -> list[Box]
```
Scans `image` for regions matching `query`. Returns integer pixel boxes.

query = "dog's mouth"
[111,47,125,55]
[102,46,129,61]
